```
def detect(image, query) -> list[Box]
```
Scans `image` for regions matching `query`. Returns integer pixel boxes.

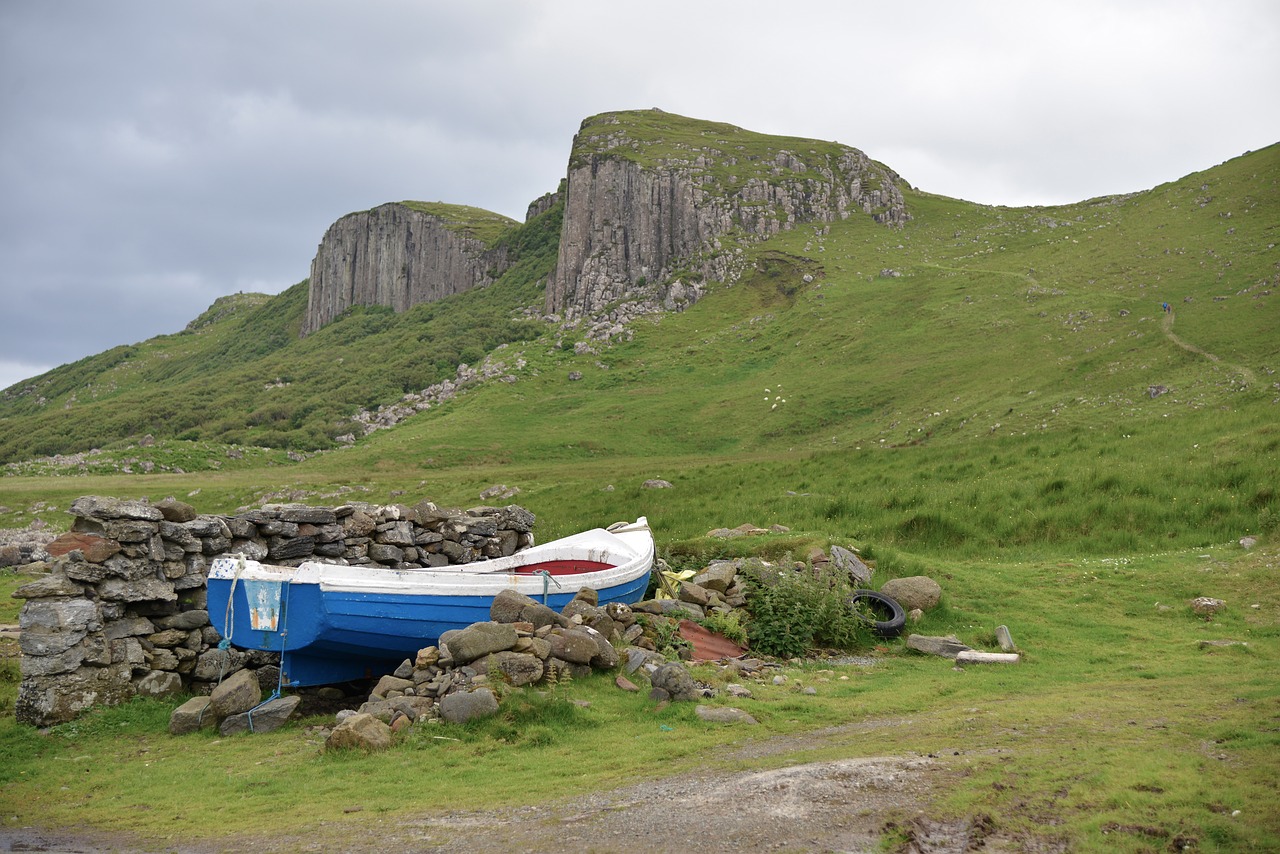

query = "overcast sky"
[2,1,1277,392]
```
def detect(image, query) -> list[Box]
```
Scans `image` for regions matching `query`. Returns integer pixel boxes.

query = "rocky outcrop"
[301,202,516,336]
[545,110,911,320]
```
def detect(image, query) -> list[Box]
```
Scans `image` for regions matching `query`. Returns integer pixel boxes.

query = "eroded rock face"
[546,111,910,320]
[302,203,513,336]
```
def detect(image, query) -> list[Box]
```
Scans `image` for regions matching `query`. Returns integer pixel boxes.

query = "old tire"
[850,589,906,640]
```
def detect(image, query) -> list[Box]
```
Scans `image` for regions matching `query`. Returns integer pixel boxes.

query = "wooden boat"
[205,518,653,686]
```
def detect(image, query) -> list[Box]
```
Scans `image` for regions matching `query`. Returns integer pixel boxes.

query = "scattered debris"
[906,634,973,659]
[956,650,1020,665]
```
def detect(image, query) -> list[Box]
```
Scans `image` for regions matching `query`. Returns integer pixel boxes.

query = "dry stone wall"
[12,495,536,727]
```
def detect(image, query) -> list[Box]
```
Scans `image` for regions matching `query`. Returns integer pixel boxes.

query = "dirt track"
[1,720,1040,854]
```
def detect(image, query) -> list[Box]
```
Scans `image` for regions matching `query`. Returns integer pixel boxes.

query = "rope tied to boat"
[200,554,248,728]
[535,569,562,605]
[246,578,292,733]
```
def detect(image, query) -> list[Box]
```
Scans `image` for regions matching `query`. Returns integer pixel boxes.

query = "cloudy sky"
[2,1,1277,392]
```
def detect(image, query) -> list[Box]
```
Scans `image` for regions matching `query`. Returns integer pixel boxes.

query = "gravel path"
[1,751,945,854]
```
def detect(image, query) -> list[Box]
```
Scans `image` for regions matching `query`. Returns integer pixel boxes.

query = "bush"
[740,561,872,657]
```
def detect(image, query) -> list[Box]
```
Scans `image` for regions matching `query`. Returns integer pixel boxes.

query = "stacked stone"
[324,587,669,749]
[357,588,631,722]
[12,495,538,727]
[225,499,534,568]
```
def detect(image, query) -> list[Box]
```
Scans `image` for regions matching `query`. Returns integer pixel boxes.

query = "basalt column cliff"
[301,202,516,336]
[545,110,911,321]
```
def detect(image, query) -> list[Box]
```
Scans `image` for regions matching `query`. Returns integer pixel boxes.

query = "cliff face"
[301,203,514,336]
[545,110,910,319]
[300,111,912,336]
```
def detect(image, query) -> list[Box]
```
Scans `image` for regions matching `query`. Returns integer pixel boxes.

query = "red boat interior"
[512,559,614,576]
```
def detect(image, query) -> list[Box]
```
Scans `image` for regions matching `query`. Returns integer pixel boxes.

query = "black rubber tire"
[849,589,906,640]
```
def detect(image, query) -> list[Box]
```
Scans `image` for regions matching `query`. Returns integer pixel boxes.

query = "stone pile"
[322,583,766,751]
[12,495,538,727]
[0,521,55,568]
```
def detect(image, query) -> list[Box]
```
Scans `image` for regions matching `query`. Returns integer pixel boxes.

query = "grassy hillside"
[0,122,1276,558]
[0,199,563,461]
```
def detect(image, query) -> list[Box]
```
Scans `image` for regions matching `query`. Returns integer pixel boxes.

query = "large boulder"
[220,695,300,735]
[439,688,499,724]
[208,668,262,718]
[547,627,599,665]
[830,546,873,586]
[440,622,518,665]
[15,662,136,727]
[649,661,701,701]
[879,576,942,612]
[326,712,393,751]
[169,696,217,735]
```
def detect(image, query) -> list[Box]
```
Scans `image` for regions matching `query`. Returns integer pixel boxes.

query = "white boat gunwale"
[207,517,653,598]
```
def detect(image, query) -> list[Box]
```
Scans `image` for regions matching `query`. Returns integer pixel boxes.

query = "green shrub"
[740,562,872,657]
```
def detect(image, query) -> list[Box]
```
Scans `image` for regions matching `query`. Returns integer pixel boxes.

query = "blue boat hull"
[207,560,651,686]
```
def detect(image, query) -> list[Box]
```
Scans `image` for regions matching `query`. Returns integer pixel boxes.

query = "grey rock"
[906,634,972,659]
[168,696,217,735]
[830,545,873,585]
[15,662,136,727]
[133,670,183,699]
[97,576,176,604]
[483,651,544,687]
[1191,597,1225,616]
[650,661,700,701]
[357,697,396,722]
[880,576,942,612]
[371,675,415,699]
[623,647,667,674]
[209,668,262,718]
[11,574,86,600]
[695,705,759,725]
[154,610,209,631]
[69,496,163,522]
[548,628,600,665]
[193,647,247,681]
[220,695,300,735]
[690,561,737,593]
[441,622,518,665]
[439,688,499,724]
[490,588,538,623]
[326,712,393,751]
[153,497,197,523]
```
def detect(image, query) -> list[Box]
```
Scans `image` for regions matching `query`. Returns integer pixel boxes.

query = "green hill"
[1,114,1276,556]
